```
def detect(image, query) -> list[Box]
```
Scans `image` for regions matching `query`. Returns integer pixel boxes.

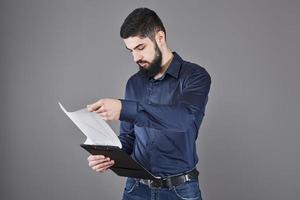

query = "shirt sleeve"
[118,121,135,154]
[119,69,211,132]
[118,80,136,154]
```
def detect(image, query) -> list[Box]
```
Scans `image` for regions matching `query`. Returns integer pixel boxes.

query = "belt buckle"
[163,177,172,188]
[184,174,192,182]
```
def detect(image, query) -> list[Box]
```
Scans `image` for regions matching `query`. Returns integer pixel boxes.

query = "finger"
[97,113,108,121]
[94,106,106,113]
[87,104,95,112]
[89,157,110,165]
[87,155,105,161]
[86,104,92,111]
[87,100,104,112]
[92,160,113,169]
[96,163,114,172]
[101,116,108,121]
[95,161,115,172]
[92,160,114,171]
[99,112,108,117]
[96,165,112,172]
[89,158,110,167]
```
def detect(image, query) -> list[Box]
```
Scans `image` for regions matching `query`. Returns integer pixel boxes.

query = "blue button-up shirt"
[118,52,211,178]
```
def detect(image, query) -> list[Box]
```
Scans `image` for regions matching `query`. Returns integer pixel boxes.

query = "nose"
[132,51,143,63]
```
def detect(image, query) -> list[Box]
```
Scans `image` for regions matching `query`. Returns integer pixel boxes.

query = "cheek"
[142,48,155,62]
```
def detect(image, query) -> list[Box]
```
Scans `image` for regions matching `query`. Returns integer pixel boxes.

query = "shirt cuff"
[119,99,138,123]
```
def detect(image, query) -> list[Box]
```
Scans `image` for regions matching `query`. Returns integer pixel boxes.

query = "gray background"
[1,0,299,200]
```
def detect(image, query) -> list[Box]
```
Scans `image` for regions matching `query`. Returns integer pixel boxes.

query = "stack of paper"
[59,102,122,148]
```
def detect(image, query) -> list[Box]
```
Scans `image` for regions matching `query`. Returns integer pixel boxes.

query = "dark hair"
[120,8,166,41]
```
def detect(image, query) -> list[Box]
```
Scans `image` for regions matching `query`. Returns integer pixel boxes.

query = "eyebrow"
[126,43,144,51]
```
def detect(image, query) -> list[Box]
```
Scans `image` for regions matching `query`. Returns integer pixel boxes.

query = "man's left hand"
[87,98,122,121]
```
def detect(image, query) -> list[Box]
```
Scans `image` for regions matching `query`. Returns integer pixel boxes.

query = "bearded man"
[87,7,211,200]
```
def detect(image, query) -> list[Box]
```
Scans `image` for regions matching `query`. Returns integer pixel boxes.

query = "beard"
[137,42,162,78]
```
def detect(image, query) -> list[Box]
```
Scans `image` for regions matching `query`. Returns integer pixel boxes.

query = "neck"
[154,48,173,79]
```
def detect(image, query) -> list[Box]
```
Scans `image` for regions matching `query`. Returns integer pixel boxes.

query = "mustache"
[136,61,150,68]
[136,60,149,65]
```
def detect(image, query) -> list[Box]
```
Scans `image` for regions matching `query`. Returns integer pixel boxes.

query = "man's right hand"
[87,155,115,172]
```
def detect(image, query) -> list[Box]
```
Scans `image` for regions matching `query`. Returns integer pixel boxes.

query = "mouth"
[137,62,149,68]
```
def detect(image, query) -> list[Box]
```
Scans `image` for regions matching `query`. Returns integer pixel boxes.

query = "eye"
[137,45,145,51]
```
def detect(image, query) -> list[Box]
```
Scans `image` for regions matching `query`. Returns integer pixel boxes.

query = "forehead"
[123,36,153,50]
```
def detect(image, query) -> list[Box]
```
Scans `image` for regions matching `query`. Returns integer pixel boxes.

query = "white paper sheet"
[59,102,122,148]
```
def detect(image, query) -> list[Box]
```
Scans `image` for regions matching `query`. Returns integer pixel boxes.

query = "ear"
[155,31,166,45]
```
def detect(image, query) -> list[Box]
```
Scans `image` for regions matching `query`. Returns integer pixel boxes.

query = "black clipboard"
[80,144,159,180]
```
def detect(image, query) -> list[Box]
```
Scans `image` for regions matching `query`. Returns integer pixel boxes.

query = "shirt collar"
[165,52,182,79]
[141,52,183,81]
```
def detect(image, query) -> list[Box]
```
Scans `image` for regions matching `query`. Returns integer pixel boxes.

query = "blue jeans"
[122,177,202,200]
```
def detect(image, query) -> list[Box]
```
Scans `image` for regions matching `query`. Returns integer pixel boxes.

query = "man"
[87,8,211,200]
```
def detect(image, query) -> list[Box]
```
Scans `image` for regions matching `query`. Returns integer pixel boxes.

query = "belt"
[138,168,199,189]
